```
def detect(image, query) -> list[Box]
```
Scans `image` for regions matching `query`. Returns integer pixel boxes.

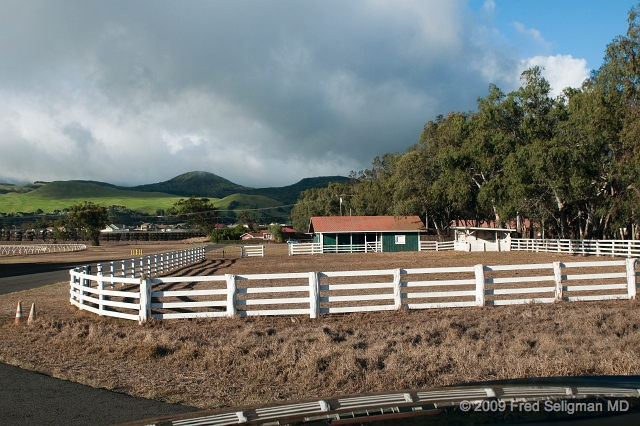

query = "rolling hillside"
[128,171,350,203]
[0,172,349,219]
[0,181,185,214]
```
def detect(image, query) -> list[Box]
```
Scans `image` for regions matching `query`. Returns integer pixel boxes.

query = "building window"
[395,235,406,244]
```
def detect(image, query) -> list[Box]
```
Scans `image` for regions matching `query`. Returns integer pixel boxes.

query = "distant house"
[240,232,272,241]
[309,216,425,253]
[136,223,157,231]
[280,226,301,241]
[450,220,517,252]
[101,224,129,233]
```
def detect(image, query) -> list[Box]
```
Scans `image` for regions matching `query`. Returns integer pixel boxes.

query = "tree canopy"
[67,201,109,246]
[291,4,640,240]
[168,197,219,234]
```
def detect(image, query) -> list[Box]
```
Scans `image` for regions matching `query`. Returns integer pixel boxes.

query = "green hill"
[0,180,288,218]
[0,172,350,219]
[129,171,248,198]
[0,181,184,214]
[128,171,350,204]
[244,176,352,205]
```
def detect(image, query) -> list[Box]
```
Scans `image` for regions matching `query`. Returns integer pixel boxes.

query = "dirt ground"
[1,250,640,410]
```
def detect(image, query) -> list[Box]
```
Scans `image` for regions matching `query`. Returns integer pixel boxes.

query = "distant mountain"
[244,176,352,205]
[128,171,350,204]
[129,171,248,198]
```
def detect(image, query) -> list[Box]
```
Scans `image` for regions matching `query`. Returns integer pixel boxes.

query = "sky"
[0,1,636,188]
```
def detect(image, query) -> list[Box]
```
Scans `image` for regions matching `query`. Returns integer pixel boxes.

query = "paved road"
[0,245,225,424]
[0,363,198,426]
[0,244,225,295]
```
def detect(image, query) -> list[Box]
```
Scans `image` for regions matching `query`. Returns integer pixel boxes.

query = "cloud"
[519,55,590,96]
[0,0,585,188]
[512,22,548,48]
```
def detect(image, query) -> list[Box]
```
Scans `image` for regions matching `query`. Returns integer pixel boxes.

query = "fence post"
[261,245,265,257]
[139,276,152,323]
[626,258,637,300]
[147,256,151,276]
[553,261,563,301]
[474,264,485,307]
[226,274,237,317]
[78,267,85,306]
[393,269,403,310]
[97,264,104,314]
[240,246,245,258]
[596,240,601,256]
[309,272,320,318]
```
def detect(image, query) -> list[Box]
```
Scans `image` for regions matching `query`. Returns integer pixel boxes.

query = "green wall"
[382,233,419,252]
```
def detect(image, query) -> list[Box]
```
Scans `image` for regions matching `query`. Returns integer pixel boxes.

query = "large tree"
[67,202,109,246]
[169,197,219,234]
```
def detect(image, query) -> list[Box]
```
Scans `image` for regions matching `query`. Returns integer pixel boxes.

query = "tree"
[169,197,219,234]
[236,210,254,226]
[67,202,108,246]
[290,182,356,232]
[268,224,284,242]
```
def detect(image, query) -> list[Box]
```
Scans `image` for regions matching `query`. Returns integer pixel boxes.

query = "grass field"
[0,181,284,214]
[1,251,639,410]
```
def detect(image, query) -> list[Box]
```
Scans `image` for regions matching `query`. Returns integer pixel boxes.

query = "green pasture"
[0,181,285,215]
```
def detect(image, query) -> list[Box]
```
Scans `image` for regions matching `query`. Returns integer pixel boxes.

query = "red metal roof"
[310,216,424,233]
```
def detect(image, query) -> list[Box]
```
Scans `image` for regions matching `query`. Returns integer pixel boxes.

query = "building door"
[365,233,380,252]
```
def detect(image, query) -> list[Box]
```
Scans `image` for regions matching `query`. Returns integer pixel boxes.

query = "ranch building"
[451,220,517,252]
[309,216,424,253]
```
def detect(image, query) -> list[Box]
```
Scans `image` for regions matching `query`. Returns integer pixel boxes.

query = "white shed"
[451,220,517,252]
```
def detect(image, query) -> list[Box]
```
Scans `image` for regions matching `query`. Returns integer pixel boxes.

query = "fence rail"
[288,242,382,255]
[0,244,86,256]
[419,241,455,251]
[512,238,640,257]
[69,247,206,321]
[69,256,638,322]
[240,245,264,257]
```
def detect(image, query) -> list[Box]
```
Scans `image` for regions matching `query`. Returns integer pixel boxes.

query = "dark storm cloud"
[0,0,528,186]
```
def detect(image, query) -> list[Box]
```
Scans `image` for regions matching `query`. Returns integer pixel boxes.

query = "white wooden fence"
[419,241,455,251]
[288,242,382,255]
[240,245,264,257]
[512,238,640,257]
[0,244,86,256]
[69,257,638,322]
[69,247,206,321]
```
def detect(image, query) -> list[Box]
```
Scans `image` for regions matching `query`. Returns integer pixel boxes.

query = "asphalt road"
[0,244,225,295]
[0,245,226,425]
[0,363,198,426]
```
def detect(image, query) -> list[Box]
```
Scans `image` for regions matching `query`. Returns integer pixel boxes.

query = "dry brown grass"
[1,251,640,410]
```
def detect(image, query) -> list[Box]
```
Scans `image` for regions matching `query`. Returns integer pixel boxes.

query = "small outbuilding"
[309,216,424,253]
[450,220,517,252]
